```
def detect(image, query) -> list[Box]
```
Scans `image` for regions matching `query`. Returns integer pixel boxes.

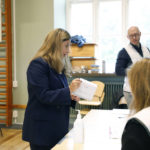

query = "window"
[70,2,93,41]
[98,0,122,73]
[128,0,150,48]
[66,0,150,73]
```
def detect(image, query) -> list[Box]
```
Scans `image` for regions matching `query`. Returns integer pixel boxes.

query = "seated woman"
[121,58,150,150]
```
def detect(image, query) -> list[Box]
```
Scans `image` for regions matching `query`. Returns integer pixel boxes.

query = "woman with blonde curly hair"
[121,58,150,150]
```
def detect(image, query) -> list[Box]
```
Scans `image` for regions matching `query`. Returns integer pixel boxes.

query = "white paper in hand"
[72,78,97,101]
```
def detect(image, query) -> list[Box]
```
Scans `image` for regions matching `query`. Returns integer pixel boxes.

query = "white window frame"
[66,0,130,44]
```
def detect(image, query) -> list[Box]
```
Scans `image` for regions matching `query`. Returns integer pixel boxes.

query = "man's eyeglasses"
[128,33,140,39]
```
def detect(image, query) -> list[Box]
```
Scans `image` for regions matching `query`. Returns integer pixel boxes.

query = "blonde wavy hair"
[128,58,150,114]
[32,28,71,75]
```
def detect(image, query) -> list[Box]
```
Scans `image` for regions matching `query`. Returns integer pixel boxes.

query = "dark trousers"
[30,143,52,150]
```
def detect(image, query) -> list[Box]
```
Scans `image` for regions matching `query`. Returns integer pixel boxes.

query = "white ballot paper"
[72,78,97,101]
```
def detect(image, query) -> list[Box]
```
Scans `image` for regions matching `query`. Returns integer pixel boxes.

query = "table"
[52,109,129,150]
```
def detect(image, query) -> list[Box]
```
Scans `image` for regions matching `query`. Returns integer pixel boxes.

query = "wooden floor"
[0,128,30,150]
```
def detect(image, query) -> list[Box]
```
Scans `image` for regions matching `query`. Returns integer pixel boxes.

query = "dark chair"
[111,90,128,109]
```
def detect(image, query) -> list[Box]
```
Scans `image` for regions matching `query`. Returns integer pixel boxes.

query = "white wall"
[12,0,54,124]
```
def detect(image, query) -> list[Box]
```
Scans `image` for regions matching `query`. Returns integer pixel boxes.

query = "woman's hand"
[69,78,82,93]
[71,95,80,101]
[69,78,81,101]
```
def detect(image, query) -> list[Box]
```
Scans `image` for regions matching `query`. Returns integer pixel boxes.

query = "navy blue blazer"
[22,57,75,148]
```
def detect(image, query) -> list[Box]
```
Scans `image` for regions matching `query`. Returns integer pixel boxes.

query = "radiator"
[70,82,123,115]
[103,82,123,109]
